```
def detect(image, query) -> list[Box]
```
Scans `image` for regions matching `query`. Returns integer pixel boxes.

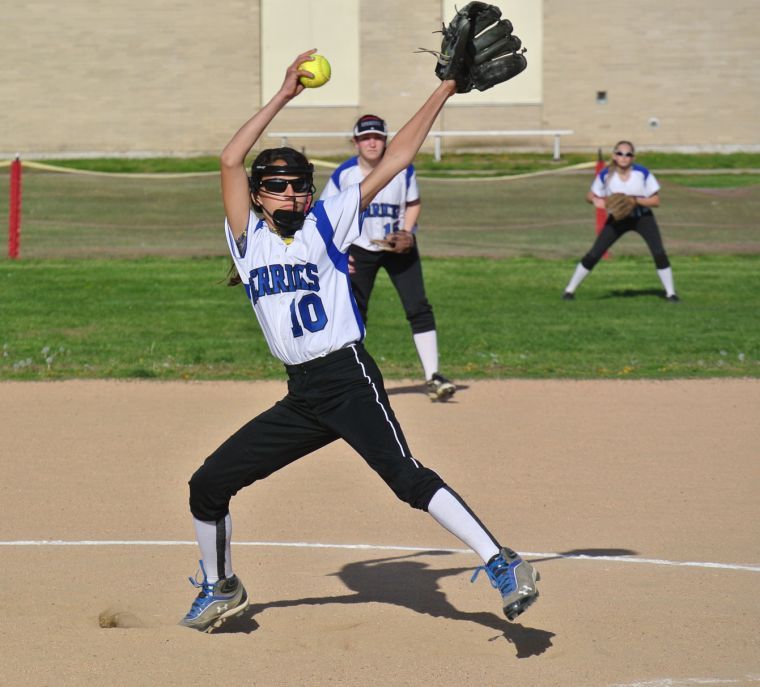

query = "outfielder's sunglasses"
[259,177,312,194]
[614,151,634,157]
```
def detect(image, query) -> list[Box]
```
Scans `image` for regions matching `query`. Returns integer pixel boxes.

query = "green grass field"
[2,167,758,260]
[1,154,758,381]
[26,151,760,175]
[1,256,757,381]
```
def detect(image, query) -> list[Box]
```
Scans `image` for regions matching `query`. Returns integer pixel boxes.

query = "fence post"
[8,154,21,260]
[434,134,442,162]
[594,148,611,259]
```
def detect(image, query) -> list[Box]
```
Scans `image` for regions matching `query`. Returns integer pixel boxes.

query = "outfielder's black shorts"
[349,243,435,334]
[188,343,445,522]
[581,210,671,270]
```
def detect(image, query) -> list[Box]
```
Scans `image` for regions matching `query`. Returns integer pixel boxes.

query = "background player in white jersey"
[321,115,456,402]
[562,140,679,301]
[179,49,539,633]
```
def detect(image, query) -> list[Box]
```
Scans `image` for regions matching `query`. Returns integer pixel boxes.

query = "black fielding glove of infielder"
[425,1,527,93]
[371,231,415,253]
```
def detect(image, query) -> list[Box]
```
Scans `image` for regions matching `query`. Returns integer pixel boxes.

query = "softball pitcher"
[179,50,539,633]
[321,115,456,402]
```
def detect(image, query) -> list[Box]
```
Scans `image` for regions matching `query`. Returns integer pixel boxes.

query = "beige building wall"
[2,0,758,157]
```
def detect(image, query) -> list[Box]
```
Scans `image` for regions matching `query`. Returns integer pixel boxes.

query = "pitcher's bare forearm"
[221,49,317,237]
[361,81,456,210]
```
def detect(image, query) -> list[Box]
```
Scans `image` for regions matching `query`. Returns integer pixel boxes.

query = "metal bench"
[268,129,574,161]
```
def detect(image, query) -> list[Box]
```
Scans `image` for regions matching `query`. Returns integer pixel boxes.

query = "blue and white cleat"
[471,547,540,621]
[179,560,249,632]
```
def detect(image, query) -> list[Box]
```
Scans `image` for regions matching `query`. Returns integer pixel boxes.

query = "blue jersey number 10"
[290,294,328,338]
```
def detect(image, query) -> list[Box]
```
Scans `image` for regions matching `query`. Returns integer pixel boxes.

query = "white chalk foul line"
[1,540,759,573]
[611,676,760,686]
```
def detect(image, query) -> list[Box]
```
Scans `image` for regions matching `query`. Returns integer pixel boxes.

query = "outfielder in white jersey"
[321,114,456,401]
[179,50,540,633]
[563,140,679,301]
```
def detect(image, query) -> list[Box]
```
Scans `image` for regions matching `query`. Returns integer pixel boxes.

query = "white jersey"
[225,184,366,365]
[591,164,660,198]
[321,157,419,252]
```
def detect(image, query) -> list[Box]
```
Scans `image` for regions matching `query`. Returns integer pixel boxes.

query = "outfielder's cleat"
[471,547,540,621]
[179,560,249,633]
[562,291,575,301]
[426,373,456,402]
[666,293,680,302]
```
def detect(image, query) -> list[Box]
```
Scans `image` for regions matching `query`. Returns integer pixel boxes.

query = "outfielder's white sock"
[413,330,439,381]
[656,267,676,297]
[193,514,233,583]
[427,487,500,563]
[565,263,590,294]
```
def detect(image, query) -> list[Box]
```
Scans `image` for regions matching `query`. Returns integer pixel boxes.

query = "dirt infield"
[2,379,759,686]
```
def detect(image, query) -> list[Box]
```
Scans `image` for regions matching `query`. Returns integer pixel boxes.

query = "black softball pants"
[581,211,671,270]
[189,343,445,522]
[349,243,436,334]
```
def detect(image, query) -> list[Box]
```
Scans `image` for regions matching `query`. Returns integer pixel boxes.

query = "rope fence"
[3,157,757,260]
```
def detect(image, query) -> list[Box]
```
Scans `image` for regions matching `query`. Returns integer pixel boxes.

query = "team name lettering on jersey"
[247,262,320,304]
[363,202,400,220]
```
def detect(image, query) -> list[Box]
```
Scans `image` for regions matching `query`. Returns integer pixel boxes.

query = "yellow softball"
[298,55,331,88]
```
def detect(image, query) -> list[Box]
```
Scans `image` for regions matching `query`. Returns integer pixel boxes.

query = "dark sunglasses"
[259,177,312,193]
[614,151,634,158]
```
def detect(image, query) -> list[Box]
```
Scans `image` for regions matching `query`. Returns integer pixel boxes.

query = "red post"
[8,155,22,259]
[594,148,611,259]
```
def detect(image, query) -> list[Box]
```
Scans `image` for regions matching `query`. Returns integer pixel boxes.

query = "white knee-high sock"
[413,330,439,381]
[656,267,676,297]
[565,263,590,294]
[193,514,233,582]
[427,487,500,563]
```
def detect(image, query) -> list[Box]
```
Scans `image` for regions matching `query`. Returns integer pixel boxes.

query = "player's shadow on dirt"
[219,551,553,658]
[386,383,470,398]
[530,547,637,564]
[601,288,666,299]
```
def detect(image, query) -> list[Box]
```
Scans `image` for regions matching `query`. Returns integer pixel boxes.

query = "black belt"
[284,343,362,375]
